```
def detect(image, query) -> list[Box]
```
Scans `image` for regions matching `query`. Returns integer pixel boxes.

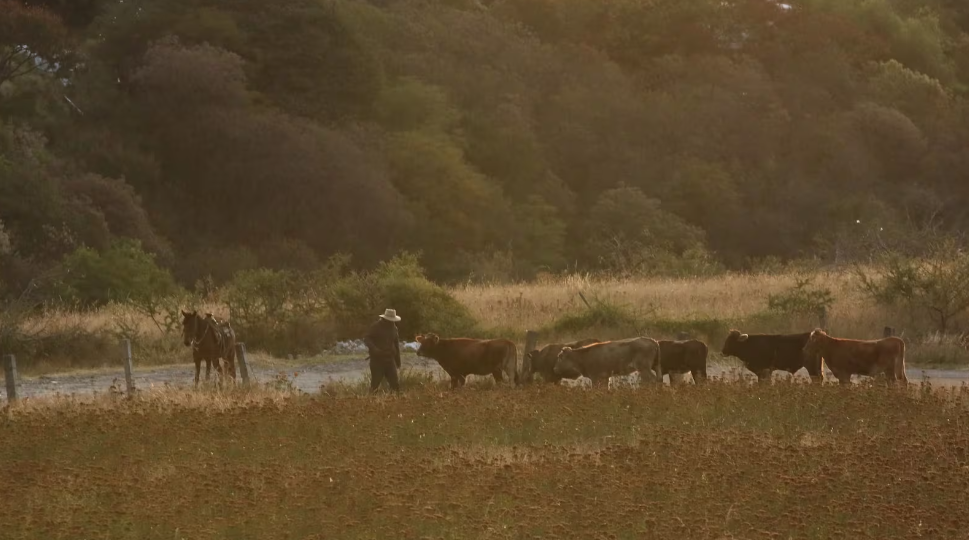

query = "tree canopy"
[3,0,969,289]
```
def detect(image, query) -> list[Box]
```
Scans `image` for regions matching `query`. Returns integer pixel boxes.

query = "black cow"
[657,339,708,385]
[720,330,823,383]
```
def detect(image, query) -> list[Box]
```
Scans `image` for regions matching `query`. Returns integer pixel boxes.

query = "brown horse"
[181,310,237,386]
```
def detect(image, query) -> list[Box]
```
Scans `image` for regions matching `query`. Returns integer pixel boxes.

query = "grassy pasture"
[9,268,969,376]
[2,379,969,539]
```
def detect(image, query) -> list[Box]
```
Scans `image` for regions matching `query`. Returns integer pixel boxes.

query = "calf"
[657,339,708,385]
[415,333,518,388]
[721,330,823,383]
[802,329,907,385]
[554,337,662,385]
[523,338,601,384]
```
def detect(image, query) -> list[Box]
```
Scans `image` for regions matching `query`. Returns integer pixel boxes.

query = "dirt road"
[2,355,965,400]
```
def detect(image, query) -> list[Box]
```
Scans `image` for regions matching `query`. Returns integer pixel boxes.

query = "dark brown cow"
[554,337,662,385]
[721,330,823,383]
[802,329,907,385]
[657,339,708,385]
[523,338,601,384]
[415,333,518,388]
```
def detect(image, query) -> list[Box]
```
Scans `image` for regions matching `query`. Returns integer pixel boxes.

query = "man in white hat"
[363,308,402,394]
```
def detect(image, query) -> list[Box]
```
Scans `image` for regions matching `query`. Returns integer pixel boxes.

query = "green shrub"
[767,276,835,320]
[549,294,644,336]
[323,252,478,340]
[221,268,330,356]
[54,239,181,308]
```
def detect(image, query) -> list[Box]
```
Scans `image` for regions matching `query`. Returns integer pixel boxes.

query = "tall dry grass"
[450,269,898,338]
[9,267,969,372]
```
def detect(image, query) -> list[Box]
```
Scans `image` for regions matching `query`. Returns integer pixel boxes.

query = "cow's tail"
[895,338,908,384]
[505,341,520,386]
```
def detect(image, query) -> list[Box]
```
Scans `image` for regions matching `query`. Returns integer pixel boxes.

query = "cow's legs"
[449,375,466,389]
[756,369,772,384]
[668,372,687,386]
[882,364,898,386]
[831,369,852,385]
[690,369,707,384]
[492,369,503,384]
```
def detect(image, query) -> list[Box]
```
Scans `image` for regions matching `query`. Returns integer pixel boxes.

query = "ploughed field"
[2,381,969,539]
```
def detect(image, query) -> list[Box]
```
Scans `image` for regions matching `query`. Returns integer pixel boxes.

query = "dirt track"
[2,354,966,400]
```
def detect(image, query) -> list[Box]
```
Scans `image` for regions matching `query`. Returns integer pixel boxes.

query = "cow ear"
[415,335,424,343]
[738,333,749,342]
[430,334,440,345]
[561,346,572,354]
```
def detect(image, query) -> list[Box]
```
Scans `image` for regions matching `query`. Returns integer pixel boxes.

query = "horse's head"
[181,310,201,347]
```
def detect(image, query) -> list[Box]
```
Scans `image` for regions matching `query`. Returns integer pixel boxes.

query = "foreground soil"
[2,382,968,539]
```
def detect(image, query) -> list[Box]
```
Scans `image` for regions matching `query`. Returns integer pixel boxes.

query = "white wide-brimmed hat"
[379,308,401,322]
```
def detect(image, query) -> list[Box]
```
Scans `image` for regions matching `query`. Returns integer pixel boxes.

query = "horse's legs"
[205,359,211,381]
[194,359,201,387]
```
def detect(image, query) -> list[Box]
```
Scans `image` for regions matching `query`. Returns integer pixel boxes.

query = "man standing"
[363,308,402,394]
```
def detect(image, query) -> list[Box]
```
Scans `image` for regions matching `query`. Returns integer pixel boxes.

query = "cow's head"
[802,328,827,358]
[721,329,749,357]
[553,346,582,378]
[414,333,440,358]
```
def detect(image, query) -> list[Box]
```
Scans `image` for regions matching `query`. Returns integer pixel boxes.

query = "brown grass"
[2,380,968,539]
[10,268,969,375]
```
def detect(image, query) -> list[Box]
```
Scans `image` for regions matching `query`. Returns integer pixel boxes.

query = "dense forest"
[3,0,969,294]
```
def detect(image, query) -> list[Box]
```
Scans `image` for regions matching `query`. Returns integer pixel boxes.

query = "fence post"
[236,342,252,385]
[521,330,539,382]
[883,326,895,338]
[3,355,18,403]
[120,339,135,396]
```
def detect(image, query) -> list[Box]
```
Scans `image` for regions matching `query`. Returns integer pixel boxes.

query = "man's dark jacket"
[364,319,401,368]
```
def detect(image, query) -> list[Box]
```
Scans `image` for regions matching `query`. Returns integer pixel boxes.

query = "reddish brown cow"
[802,329,908,385]
[415,333,518,388]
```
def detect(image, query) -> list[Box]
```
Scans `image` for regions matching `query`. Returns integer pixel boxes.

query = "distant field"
[12,268,969,375]
[2,380,968,539]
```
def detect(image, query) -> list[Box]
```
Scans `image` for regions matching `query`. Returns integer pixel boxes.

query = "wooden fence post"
[120,339,135,396]
[522,330,539,381]
[883,326,895,338]
[236,342,252,385]
[3,354,18,403]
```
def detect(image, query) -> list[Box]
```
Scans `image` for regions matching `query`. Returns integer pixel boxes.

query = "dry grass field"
[10,268,969,376]
[2,379,969,539]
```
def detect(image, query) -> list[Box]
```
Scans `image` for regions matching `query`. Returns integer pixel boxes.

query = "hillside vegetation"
[3,0,969,291]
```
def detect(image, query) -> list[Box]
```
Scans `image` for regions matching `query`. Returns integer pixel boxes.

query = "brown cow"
[522,338,601,384]
[554,337,662,385]
[802,329,908,385]
[415,333,518,388]
[657,339,708,385]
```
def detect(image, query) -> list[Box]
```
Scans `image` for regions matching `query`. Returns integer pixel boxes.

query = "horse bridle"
[190,316,215,351]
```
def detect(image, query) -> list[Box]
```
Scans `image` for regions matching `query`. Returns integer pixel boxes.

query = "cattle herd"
[413,328,908,388]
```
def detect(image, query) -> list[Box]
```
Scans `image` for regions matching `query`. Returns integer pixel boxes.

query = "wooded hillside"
[3,0,969,291]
